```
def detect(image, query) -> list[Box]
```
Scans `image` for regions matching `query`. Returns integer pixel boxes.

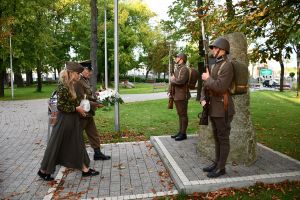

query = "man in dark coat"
[201,37,235,178]
[169,53,191,141]
[74,60,111,161]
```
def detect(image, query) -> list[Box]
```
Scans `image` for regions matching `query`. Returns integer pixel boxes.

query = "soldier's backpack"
[218,59,249,95]
[187,67,199,90]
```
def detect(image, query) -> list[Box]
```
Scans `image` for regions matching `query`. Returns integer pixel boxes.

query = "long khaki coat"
[170,64,191,101]
[74,77,98,117]
[201,57,235,117]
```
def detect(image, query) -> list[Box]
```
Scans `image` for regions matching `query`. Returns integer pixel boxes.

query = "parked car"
[263,80,278,87]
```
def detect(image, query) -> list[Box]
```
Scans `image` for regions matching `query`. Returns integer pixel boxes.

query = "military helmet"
[209,37,230,54]
[176,53,188,63]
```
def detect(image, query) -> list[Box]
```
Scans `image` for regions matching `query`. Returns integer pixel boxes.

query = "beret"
[66,61,84,73]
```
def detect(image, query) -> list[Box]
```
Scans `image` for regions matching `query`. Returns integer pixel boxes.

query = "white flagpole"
[104,1,108,89]
[114,0,120,132]
[10,34,14,99]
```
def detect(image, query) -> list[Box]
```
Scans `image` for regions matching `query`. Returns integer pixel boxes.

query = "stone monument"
[197,32,257,166]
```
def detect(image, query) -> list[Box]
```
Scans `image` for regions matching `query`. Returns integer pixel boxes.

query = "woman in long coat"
[38,61,99,181]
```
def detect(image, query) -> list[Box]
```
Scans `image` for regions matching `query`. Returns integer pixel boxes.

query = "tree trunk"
[297,44,300,97]
[90,0,98,93]
[279,58,284,92]
[0,59,5,97]
[15,72,24,87]
[226,0,235,20]
[145,69,150,79]
[26,70,33,86]
[36,63,42,92]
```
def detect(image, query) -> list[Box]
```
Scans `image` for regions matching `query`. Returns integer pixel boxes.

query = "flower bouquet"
[96,88,124,110]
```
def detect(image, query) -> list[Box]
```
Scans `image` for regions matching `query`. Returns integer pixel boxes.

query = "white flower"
[96,88,124,106]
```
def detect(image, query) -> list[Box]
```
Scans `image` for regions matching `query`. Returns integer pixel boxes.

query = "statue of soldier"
[74,60,111,161]
[200,38,235,178]
[169,53,191,141]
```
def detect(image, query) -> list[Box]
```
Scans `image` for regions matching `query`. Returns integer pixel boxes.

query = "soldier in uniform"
[169,53,191,141]
[201,37,235,178]
[74,60,111,161]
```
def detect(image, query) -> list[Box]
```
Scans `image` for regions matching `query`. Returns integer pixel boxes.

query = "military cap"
[79,60,93,71]
[66,61,84,73]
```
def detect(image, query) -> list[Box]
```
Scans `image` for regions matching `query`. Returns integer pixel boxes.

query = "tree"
[90,0,98,92]
[213,0,299,92]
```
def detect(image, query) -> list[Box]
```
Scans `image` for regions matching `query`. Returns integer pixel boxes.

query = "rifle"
[199,20,210,125]
[168,62,175,109]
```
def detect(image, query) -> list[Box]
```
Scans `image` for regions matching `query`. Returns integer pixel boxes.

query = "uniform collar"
[215,55,227,64]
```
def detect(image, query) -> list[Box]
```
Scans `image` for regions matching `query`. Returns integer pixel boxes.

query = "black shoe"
[175,134,187,141]
[94,149,111,161]
[82,168,100,177]
[207,168,226,178]
[171,132,181,139]
[37,170,54,181]
[203,163,217,172]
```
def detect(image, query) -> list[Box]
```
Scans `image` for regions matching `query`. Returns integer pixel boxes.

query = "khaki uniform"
[170,64,191,134]
[201,55,235,169]
[74,77,101,149]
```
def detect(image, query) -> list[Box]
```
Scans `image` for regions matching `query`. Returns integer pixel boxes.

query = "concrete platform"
[151,135,300,193]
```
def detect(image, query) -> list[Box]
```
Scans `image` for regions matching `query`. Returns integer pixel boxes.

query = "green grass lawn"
[0,83,166,100]
[93,98,200,142]
[0,84,58,100]
[250,91,300,160]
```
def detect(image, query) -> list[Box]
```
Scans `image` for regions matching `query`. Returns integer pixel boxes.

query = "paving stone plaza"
[0,96,299,199]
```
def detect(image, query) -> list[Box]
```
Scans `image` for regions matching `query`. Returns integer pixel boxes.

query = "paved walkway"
[0,97,178,200]
[121,92,196,103]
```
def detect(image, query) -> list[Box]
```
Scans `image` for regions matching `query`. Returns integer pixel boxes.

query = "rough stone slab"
[151,135,300,193]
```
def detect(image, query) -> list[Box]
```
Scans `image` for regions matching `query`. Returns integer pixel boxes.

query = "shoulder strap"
[178,66,189,82]
[217,61,227,76]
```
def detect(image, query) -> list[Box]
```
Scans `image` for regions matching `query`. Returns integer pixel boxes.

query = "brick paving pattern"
[0,99,176,200]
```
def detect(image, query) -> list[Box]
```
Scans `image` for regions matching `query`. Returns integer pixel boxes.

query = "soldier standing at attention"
[169,53,191,141]
[201,37,235,178]
[74,60,111,161]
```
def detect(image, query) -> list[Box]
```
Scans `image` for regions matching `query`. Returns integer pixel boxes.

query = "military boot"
[175,133,187,141]
[203,163,217,172]
[171,132,181,139]
[94,148,111,160]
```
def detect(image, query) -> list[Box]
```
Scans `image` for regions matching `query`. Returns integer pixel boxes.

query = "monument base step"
[150,135,300,193]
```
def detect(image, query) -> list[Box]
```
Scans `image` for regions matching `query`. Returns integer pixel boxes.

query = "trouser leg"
[210,117,220,164]
[81,117,101,149]
[175,100,188,134]
[210,116,233,169]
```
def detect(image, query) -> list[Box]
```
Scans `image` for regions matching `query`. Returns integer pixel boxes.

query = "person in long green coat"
[38,61,99,181]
